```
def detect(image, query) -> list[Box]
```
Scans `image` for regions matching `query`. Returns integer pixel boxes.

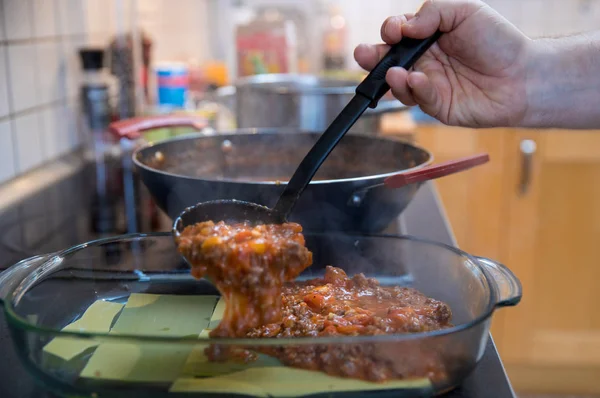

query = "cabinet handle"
[519,139,537,195]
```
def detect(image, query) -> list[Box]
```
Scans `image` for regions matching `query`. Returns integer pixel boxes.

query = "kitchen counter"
[0,153,516,398]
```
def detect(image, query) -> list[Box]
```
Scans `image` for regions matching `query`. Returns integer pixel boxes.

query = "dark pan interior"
[137,132,430,182]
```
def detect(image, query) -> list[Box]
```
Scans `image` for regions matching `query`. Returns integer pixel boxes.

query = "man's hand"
[354,0,532,128]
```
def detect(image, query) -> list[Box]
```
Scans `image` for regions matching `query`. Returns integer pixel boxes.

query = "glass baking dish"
[0,232,521,397]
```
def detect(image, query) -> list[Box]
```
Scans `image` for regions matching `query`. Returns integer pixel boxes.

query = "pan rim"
[132,129,435,186]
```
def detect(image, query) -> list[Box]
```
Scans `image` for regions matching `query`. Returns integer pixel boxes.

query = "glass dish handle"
[0,254,54,304]
[475,256,522,307]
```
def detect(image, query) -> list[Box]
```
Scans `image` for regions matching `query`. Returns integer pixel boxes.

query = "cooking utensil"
[0,232,521,397]
[348,153,489,205]
[221,74,408,134]
[173,32,443,231]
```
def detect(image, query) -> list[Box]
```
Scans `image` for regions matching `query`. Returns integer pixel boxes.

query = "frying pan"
[110,115,479,233]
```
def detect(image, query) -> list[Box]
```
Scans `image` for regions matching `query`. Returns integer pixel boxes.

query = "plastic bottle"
[79,49,112,132]
[79,48,120,160]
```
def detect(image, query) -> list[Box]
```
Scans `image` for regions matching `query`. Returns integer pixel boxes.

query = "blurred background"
[2,0,600,182]
[1,0,600,397]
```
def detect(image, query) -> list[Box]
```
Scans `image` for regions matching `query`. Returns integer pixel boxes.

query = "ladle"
[173,32,448,234]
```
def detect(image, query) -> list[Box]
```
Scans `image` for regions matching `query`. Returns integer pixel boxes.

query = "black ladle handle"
[271,32,442,222]
[356,30,442,108]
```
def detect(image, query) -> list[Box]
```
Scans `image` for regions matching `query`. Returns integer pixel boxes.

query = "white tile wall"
[36,41,64,104]
[7,43,38,112]
[0,120,16,183]
[0,46,10,118]
[3,0,33,40]
[14,112,45,173]
[86,33,108,47]
[63,35,87,98]
[40,104,64,159]
[56,0,87,36]
[85,0,114,34]
[0,1,5,42]
[62,98,81,152]
[32,0,59,38]
[0,0,115,185]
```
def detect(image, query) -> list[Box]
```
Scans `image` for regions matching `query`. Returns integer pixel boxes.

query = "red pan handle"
[384,153,490,188]
[108,115,208,140]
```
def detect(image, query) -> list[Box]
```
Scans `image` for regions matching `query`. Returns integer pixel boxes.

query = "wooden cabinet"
[414,126,600,395]
[498,129,600,394]
[412,125,508,259]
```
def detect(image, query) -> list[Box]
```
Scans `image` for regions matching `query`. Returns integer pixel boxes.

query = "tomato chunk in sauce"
[176,221,454,383]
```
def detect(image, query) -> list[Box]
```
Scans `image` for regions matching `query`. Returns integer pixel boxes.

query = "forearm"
[521,31,600,129]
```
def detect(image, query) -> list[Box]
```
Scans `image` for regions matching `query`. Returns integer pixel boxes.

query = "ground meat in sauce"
[176,221,454,383]
[248,266,452,338]
[175,221,313,338]
[245,266,453,382]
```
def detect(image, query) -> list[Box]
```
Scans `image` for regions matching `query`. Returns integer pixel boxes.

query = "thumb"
[403,0,485,38]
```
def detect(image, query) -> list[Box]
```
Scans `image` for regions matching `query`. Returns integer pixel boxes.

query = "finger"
[380,15,408,45]
[406,71,439,112]
[403,0,484,38]
[386,67,417,106]
[353,43,390,71]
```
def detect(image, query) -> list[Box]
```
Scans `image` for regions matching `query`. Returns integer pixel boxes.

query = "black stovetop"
[0,155,517,398]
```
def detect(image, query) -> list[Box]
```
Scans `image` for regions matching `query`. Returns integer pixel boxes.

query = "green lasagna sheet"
[80,294,219,382]
[170,367,431,396]
[42,294,432,396]
[43,300,124,361]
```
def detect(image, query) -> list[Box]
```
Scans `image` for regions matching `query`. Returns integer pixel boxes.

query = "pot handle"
[0,254,53,304]
[347,153,490,207]
[384,153,490,188]
[108,115,208,140]
[475,256,522,307]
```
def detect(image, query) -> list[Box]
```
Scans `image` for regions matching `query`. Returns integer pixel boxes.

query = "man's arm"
[523,31,600,129]
[354,0,600,130]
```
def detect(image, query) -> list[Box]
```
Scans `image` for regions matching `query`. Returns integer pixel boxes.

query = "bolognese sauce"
[247,266,453,382]
[176,221,454,382]
[175,220,313,337]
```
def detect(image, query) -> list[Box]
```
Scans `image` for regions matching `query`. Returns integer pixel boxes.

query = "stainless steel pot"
[215,74,408,134]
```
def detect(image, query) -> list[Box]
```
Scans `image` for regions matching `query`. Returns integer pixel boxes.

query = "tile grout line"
[0,33,90,46]
[1,0,106,172]
[29,0,47,165]
[56,0,69,158]
[0,0,20,177]
[0,98,69,122]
